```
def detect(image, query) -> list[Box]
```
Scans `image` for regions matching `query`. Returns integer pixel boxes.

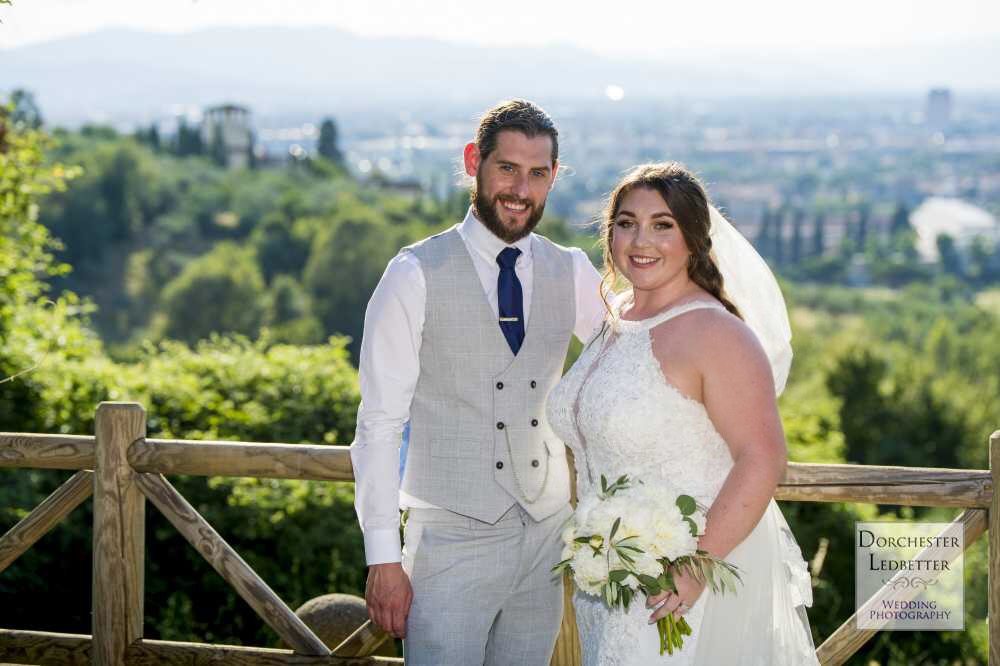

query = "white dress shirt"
[350,208,606,565]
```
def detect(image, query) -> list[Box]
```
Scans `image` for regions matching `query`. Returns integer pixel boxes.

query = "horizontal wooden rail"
[0,433,95,470]
[135,473,331,656]
[816,507,987,665]
[128,638,403,665]
[0,470,93,573]
[3,431,991,508]
[129,438,354,481]
[0,628,91,665]
[777,462,991,508]
[0,629,402,665]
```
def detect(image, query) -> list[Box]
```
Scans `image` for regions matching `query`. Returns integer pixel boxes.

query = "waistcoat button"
[530,380,537,388]
[496,461,504,469]
[496,382,503,390]
[531,459,540,468]
[531,419,539,427]
[496,422,505,430]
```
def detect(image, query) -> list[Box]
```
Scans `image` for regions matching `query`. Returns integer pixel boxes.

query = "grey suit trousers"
[402,503,571,666]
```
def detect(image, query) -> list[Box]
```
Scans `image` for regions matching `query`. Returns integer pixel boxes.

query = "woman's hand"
[646,568,706,624]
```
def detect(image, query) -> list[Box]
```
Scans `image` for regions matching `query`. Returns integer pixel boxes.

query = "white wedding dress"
[546,300,819,665]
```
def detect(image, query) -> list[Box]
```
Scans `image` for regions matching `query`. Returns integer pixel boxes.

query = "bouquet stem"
[656,614,692,656]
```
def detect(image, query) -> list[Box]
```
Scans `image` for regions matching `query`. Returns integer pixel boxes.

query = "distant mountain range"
[2,26,999,125]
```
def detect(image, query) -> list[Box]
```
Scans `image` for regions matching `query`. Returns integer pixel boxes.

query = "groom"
[350,99,604,665]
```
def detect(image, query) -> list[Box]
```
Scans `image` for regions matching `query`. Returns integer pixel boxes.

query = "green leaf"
[676,494,697,516]
[659,570,675,591]
[609,516,621,541]
[637,573,660,588]
[684,516,699,536]
[608,568,631,583]
[551,558,573,573]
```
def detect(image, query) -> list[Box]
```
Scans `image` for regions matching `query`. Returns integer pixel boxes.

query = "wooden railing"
[1,403,398,666]
[0,401,997,665]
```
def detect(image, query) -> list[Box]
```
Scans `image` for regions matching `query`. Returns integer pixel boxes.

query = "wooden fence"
[0,401,997,665]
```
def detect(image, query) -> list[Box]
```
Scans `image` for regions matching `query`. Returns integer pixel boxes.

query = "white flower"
[561,523,577,547]
[574,494,600,526]
[648,510,699,560]
[690,510,707,535]
[565,474,735,623]
[618,502,655,540]
[631,550,664,580]
[571,547,609,596]
[582,497,621,535]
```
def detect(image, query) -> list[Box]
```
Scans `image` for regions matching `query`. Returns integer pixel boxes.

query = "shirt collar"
[459,207,534,266]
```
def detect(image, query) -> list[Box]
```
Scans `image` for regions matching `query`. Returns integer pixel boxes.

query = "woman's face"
[610,187,691,294]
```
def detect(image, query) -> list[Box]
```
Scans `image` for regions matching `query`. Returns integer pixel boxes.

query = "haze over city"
[4,0,1000,55]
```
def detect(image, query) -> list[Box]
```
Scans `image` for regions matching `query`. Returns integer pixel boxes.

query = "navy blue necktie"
[496,247,524,355]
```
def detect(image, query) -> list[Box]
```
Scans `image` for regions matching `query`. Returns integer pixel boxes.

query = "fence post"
[990,430,1000,666]
[92,402,146,666]
[552,449,582,666]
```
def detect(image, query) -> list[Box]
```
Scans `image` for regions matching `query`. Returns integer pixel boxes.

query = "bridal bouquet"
[554,475,741,656]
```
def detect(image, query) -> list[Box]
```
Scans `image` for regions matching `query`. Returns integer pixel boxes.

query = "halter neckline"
[612,294,727,332]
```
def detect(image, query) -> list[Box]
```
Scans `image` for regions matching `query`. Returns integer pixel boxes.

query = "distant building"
[910,197,997,261]
[201,104,254,169]
[925,88,952,129]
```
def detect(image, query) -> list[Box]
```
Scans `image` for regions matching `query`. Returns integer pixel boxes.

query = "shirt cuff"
[363,527,402,566]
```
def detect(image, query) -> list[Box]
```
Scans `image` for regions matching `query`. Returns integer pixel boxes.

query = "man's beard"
[471,177,546,244]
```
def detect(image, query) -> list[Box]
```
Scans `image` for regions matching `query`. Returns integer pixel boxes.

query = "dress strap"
[638,300,728,330]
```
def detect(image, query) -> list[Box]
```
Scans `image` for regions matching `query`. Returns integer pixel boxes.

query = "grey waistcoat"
[401,227,576,523]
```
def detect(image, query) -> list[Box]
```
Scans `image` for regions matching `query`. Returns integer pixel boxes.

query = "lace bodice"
[546,297,817,666]
[547,300,735,504]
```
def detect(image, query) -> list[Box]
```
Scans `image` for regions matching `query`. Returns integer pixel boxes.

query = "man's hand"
[365,562,413,639]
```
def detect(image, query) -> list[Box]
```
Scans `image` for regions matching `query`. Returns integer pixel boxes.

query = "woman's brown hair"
[600,162,742,319]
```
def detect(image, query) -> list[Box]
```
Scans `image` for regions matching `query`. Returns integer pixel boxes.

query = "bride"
[547,163,818,664]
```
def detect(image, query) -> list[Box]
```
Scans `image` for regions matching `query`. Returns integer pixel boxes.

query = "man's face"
[464,130,558,243]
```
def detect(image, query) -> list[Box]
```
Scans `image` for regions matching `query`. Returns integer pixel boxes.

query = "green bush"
[1,336,366,645]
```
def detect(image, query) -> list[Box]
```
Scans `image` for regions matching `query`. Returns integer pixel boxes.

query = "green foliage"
[208,121,227,167]
[1,336,365,644]
[1,108,366,646]
[263,275,324,344]
[10,89,43,129]
[782,282,995,661]
[303,211,410,358]
[317,118,344,165]
[826,345,965,469]
[0,104,91,432]
[175,118,204,157]
[0,110,76,313]
[936,233,964,278]
[889,202,913,236]
[252,213,312,284]
[34,129,457,351]
[158,243,266,344]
